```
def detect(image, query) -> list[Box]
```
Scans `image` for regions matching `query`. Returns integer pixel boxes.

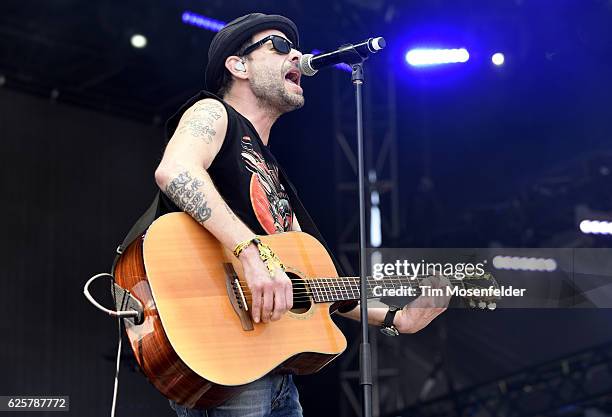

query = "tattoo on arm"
[176,101,224,144]
[165,171,212,223]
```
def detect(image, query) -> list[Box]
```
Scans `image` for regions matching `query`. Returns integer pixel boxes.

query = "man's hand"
[239,245,293,323]
[394,275,451,334]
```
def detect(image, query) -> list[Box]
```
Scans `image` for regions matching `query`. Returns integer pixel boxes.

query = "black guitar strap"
[111,191,160,275]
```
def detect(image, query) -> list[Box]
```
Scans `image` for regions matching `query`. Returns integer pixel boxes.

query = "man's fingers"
[423,274,451,288]
[412,293,449,309]
[271,287,285,322]
[248,270,293,324]
[285,278,293,311]
[417,275,452,308]
[261,287,274,323]
[250,284,263,323]
[272,272,294,321]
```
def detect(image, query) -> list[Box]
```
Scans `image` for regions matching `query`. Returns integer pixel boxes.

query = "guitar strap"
[111,192,160,275]
[111,169,358,314]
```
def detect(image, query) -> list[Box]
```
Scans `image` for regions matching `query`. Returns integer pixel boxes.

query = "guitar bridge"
[223,263,254,331]
[233,279,248,311]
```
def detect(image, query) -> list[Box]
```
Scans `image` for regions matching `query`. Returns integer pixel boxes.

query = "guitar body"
[113,212,347,409]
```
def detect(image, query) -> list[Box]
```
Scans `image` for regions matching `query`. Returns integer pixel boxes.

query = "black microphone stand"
[312,40,382,417]
[352,60,373,417]
[339,45,374,417]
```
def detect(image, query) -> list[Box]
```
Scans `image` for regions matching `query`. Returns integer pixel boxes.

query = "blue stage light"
[405,48,470,66]
[335,63,353,72]
[492,52,505,66]
[182,11,226,32]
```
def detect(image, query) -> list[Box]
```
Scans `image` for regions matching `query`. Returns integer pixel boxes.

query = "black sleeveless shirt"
[161,91,293,236]
[144,90,357,313]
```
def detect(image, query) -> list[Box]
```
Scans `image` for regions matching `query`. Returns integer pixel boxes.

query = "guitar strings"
[236,277,484,295]
[239,281,488,304]
[235,277,490,303]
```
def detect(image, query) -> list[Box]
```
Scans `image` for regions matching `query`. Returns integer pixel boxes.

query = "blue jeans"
[169,374,303,417]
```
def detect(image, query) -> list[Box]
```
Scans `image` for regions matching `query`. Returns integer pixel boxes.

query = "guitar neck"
[308,275,470,303]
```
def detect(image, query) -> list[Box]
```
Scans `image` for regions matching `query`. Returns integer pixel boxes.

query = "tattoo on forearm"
[176,102,223,144]
[165,171,212,223]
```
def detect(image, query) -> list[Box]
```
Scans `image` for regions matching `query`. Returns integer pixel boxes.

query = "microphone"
[298,37,386,76]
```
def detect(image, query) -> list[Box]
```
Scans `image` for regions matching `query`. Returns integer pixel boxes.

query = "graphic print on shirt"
[240,136,293,233]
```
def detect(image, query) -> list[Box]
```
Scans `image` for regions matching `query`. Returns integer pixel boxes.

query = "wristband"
[233,237,257,258]
[232,237,285,276]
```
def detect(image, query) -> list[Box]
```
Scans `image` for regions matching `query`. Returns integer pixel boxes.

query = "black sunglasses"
[243,35,296,56]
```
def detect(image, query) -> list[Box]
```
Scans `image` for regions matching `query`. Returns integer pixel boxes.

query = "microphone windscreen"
[298,54,317,76]
[371,37,386,51]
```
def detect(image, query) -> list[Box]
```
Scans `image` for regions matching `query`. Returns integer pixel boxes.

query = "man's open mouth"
[285,69,301,86]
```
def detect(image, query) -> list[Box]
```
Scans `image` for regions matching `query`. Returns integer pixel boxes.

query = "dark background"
[1,0,612,416]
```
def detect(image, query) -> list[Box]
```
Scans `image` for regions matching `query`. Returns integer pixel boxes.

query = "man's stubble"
[249,64,304,115]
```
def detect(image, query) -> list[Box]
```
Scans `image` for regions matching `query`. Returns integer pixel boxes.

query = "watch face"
[380,326,399,336]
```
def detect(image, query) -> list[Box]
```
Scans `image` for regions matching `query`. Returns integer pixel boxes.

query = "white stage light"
[580,219,612,235]
[492,52,505,66]
[131,34,147,49]
[405,48,469,66]
[492,256,557,272]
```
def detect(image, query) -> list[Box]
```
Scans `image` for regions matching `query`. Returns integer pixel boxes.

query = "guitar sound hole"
[286,272,312,314]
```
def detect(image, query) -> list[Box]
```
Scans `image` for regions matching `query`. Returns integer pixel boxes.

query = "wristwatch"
[380,305,401,336]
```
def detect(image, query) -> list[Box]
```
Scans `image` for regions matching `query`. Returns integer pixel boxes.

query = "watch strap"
[381,305,401,336]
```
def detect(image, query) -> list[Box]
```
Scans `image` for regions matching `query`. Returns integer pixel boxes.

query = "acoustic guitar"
[113,212,498,408]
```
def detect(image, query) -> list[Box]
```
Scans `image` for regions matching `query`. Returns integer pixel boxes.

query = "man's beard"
[249,67,304,114]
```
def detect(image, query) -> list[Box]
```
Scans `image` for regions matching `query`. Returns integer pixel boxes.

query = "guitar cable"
[111,312,122,417]
[84,272,142,417]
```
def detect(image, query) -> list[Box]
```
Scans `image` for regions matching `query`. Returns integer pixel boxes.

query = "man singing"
[154,12,449,417]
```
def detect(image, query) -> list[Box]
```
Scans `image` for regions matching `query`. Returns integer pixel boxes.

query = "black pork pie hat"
[205,13,300,94]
